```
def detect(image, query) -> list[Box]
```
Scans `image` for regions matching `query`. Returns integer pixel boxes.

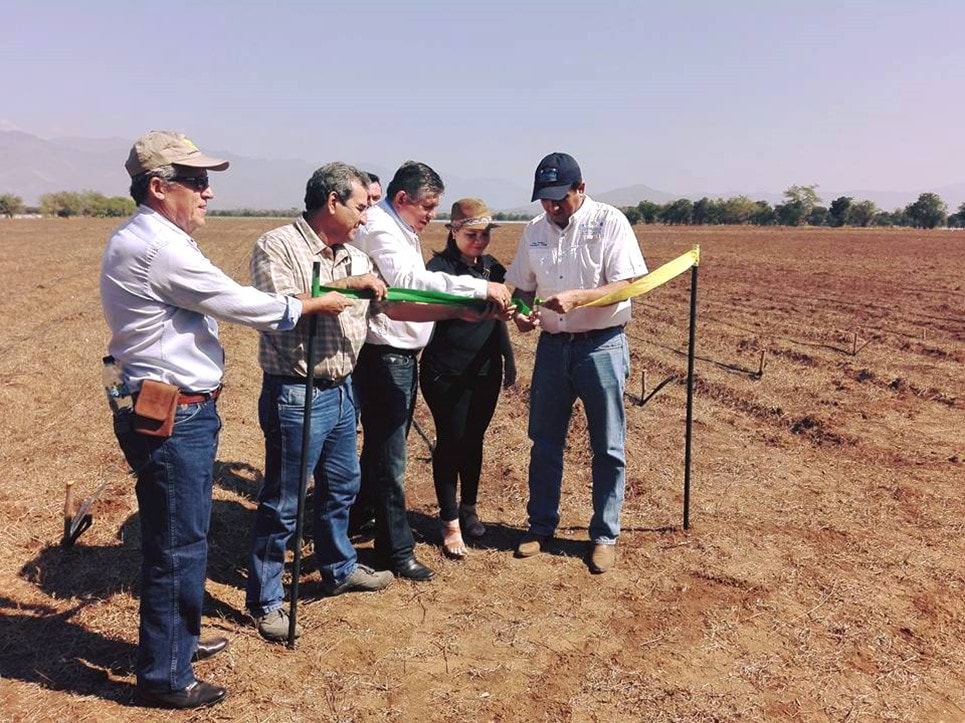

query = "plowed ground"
[0,219,962,722]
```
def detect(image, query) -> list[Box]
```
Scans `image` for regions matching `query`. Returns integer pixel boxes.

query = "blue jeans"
[354,345,418,566]
[246,374,360,617]
[113,399,221,694]
[526,328,629,543]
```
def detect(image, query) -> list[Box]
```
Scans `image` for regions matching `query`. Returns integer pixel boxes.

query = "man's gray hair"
[386,161,444,204]
[129,165,177,204]
[305,163,368,212]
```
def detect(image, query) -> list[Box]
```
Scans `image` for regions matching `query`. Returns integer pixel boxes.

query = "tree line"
[2,185,963,229]
[622,185,964,229]
[0,191,134,218]
[0,193,541,222]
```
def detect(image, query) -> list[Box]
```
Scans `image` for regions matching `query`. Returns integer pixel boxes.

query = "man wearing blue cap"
[506,152,648,574]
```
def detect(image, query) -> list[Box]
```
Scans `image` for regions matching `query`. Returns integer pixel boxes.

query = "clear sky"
[4,0,963,196]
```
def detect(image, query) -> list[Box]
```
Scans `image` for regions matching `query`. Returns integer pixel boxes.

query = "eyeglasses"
[171,174,210,192]
[535,167,559,183]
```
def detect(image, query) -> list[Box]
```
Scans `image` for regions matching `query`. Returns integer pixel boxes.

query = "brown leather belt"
[178,386,222,405]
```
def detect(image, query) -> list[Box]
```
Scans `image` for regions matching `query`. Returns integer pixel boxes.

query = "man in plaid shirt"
[245,163,478,643]
[245,163,394,643]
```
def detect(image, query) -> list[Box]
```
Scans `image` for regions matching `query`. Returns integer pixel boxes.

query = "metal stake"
[289,261,320,648]
[683,259,699,530]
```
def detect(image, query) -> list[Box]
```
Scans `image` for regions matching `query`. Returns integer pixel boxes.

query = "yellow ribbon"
[578,245,700,308]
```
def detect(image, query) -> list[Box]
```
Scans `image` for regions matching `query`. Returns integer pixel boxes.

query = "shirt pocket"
[530,245,558,281]
[575,222,605,272]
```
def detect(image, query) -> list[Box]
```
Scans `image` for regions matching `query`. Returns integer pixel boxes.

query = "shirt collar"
[383,198,417,235]
[136,204,195,243]
[552,194,593,232]
[295,214,346,262]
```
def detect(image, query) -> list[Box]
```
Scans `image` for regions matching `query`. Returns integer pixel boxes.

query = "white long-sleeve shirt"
[352,199,488,350]
[100,205,301,392]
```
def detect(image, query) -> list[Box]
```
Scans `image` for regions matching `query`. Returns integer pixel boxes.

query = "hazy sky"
[4,0,963,195]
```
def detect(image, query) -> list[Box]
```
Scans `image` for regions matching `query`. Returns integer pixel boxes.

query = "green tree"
[950,202,965,228]
[659,198,693,225]
[636,200,661,224]
[775,200,806,226]
[875,207,910,227]
[828,196,852,227]
[704,198,724,225]
[905,193,947,229]
[808,205,829,226]
[849,200,878,228]
[783,184,821,222]
[622,206,642,225]
[86,192,134,217]
[40,191,85,217]
[691,197,712,225]
[0,193,25,217]
[720,195,757,225]
[750,200,776,226]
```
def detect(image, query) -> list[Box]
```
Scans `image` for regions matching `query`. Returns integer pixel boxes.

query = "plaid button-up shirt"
[250,215,374,379]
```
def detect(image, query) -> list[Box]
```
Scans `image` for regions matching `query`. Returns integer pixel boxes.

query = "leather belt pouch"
[134,380,179,438]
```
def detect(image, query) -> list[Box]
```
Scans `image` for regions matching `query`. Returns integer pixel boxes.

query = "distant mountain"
[594,183,680,206]
[1,130,962,212]
[0,131,533,211]
[0,130,132,204]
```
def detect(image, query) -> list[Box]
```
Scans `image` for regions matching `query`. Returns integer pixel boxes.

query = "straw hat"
[445,198,499,230]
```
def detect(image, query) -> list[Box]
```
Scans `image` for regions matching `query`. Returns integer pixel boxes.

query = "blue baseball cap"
[531,152,582,202]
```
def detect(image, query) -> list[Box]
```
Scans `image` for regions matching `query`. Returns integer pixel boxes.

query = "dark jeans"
[113,400,221,693]
[419,367,502,522]
[354,344,418,566]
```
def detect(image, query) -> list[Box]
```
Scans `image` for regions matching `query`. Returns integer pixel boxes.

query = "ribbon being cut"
[320,246,699,313]
[319,285,534,315]
[321,245,701,529]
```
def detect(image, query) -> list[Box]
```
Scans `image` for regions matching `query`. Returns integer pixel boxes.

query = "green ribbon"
[319,286,537,316]
[513,297,533,316]
[318,286,486,307]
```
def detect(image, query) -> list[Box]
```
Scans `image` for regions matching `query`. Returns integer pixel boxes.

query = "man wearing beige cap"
[100,130,346,709]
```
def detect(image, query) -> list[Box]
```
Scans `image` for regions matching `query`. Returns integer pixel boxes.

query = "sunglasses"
[171,174,210,192]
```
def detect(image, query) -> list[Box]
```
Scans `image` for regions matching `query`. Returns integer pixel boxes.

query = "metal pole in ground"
[683,251,699,530]
[289,261,320,648]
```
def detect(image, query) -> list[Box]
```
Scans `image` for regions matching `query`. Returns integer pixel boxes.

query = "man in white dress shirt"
[351,161,512,581]
[100,130,342,709]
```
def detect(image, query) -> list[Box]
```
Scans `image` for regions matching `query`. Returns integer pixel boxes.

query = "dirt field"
[0,217,962,722]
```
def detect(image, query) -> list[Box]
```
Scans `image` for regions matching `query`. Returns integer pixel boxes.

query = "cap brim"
[531,184,570,202]
[174,154,230,171]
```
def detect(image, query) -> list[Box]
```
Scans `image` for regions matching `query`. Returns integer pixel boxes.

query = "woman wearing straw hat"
[419,198,516,559]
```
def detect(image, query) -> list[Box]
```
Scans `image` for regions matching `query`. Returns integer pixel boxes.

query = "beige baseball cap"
[125,130,229,177]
